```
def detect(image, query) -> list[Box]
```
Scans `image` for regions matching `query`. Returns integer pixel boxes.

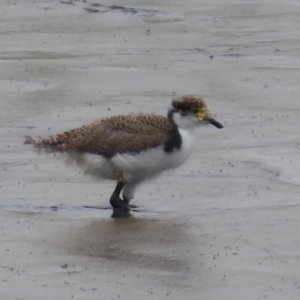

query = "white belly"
[78,128,194,183]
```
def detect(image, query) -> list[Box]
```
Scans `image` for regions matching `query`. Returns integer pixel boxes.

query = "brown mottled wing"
[26,114,171,158]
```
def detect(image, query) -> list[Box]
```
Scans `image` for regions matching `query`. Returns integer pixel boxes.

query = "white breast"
[112,128,194,182]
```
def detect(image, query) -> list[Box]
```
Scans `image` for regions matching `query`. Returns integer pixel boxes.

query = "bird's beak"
[197,108,223,129]
[205,117,224,129]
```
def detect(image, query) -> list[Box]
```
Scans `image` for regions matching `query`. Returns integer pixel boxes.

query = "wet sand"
[1,0,300,299]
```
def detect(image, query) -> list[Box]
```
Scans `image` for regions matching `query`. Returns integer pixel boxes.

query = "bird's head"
[170,95,223,129]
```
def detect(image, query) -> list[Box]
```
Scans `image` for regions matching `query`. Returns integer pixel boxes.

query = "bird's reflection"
[61,216,191,271]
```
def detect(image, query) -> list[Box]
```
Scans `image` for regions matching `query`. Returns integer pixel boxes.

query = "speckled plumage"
[24,95,223,217]
[25,114,172,158]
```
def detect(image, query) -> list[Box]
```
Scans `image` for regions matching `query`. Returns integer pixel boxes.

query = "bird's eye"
[192,108,198,114]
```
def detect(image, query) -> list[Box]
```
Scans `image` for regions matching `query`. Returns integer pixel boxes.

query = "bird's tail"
[24,134,67,153]
[24,136,36,145]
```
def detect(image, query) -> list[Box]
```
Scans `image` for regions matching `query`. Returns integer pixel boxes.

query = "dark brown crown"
[171,95,207,111]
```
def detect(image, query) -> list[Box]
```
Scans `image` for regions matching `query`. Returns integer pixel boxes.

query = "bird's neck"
[164,110,182,153]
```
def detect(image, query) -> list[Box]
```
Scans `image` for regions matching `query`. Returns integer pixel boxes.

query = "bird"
[24,95,223,217]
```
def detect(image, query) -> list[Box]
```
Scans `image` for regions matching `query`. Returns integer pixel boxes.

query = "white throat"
[172,112,202,131]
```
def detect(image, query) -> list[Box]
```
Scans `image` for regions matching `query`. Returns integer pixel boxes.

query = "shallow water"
[1,0,300,299]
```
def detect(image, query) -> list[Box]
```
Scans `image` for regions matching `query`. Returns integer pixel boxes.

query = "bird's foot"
[111,208,131,219]
[123,197,138,209]
[110,196,129,210]
[110,196,131,218]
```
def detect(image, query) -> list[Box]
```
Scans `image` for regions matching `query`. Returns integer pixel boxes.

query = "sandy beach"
[1,0,300,299]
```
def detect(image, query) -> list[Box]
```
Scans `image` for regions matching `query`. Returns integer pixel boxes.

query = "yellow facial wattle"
[196,108,207,121]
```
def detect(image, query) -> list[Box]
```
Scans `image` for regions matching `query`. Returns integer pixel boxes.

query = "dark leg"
[110,181,130,218]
